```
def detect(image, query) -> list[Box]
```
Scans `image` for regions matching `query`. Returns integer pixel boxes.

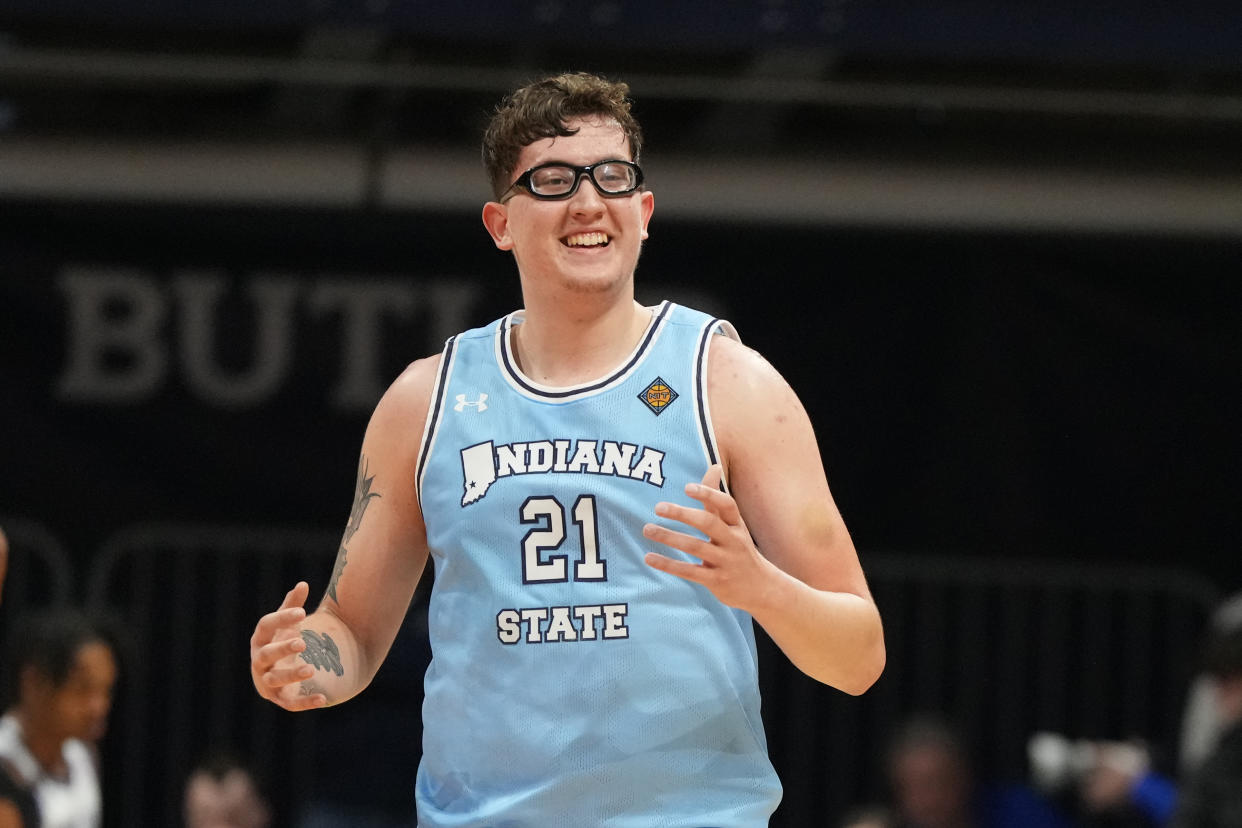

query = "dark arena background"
[2,3,1240,826]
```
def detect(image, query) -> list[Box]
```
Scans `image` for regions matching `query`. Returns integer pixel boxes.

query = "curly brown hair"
[482,72,644,200]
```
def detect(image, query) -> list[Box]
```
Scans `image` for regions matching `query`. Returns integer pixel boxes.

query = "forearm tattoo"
[326,454,381,602]
[298,630,344,676]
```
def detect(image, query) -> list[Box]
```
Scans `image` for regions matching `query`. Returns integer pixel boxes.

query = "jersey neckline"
[495,300,673,402]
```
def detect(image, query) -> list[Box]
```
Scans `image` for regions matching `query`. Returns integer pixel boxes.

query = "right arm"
[249,354,441,709]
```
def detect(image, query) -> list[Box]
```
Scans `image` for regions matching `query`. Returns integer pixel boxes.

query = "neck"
[513,292,651,386]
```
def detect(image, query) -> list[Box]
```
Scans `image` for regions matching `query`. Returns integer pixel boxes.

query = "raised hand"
[642,464,778,613]
[248,581,329,710]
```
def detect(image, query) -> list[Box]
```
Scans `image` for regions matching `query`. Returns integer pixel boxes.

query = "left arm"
[643,335,884,694]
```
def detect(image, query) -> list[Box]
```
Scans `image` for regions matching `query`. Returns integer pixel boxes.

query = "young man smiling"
[250,72,884,826]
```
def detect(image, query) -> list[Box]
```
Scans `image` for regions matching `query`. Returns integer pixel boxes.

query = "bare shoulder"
[362,353,444,456]
[705,333,822,481]
[372,353,443,421]
[706,333,790,393]
[707,335,806,432]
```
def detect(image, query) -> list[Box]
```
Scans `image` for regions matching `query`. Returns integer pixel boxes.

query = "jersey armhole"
[695,319,739,494]
[414,336,457,506]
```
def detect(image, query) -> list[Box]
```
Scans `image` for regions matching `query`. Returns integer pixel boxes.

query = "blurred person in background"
[1028,593,1242,828]
[885,715,1075,828]
[839,804,896,828]
[183,752,271,828]
[0,609,118,828]
[1077,742,1177,827]
[1029,732,1177,826]
[1177,592,1242,778]
[1168,619,1242,827]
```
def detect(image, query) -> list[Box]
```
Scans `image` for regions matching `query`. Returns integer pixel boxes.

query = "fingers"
[280,580,310,611]
[652,500,724,537]
[699,463,723,491]
[642,521,713,562]
[642,466,745,560]
[256,633,307,670]
[250,583,312,704]
[266,673,329,712]
[250,634,330,710]
[279,689,329,712]
[252,636,329,710]
[262,658,315,689]
[249,582,310,651]
[249,605,306,651]
[688,465,742,526]
[644,550,708,585]
[248,582,332,710]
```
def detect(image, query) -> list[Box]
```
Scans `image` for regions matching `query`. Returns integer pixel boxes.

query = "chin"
[561,266,632,294]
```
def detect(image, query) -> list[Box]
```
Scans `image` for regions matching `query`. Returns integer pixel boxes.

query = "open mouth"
[562,231,611,249]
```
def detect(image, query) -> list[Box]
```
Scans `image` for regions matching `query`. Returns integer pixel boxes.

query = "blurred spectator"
[0,609,119,828]
[1177,592,1242,777]
[1079,741,1177,826]
[840,804,896,828]
[1168,617,1242,827]
[183,752,271,828]
[1029,733,1177,825]
[884,715,1075,828]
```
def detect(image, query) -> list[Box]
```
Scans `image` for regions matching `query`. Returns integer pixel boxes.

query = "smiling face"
[482,117,655,303]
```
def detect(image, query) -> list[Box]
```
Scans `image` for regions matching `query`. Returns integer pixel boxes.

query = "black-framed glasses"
[501,160,644,202]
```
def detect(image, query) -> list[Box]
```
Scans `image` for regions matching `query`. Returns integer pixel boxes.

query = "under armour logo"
[454,393,488,412]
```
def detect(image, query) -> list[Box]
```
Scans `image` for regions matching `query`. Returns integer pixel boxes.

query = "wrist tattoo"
[299,679,327,698]
[299,630,344,676]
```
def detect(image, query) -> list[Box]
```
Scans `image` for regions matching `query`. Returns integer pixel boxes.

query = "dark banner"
[3,1,1240,65]
[3,200,1240,589]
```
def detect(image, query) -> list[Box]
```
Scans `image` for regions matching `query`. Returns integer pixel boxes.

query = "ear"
[639,190,655,240]
[481,201,513,251]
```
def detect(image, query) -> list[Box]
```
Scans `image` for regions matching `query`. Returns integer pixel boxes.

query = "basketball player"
[250,72,884,825]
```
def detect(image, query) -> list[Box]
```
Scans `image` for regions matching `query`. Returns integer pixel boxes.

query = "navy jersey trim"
[497,301,673,401]
[696,320,720,469]
[695,317,735,494]
[416,335,457,503]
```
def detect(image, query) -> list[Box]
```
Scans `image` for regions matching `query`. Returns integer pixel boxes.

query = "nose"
[567,172,606,215]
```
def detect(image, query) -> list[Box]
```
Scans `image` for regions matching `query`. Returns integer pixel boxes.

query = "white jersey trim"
[694,317,740,494]
[415,336,458,505]
[495,300,673,403]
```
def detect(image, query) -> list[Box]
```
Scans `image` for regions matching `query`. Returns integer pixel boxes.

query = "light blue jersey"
[414,301,781,827]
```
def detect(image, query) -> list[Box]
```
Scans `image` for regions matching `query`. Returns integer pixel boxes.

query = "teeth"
[565,232,609,247]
